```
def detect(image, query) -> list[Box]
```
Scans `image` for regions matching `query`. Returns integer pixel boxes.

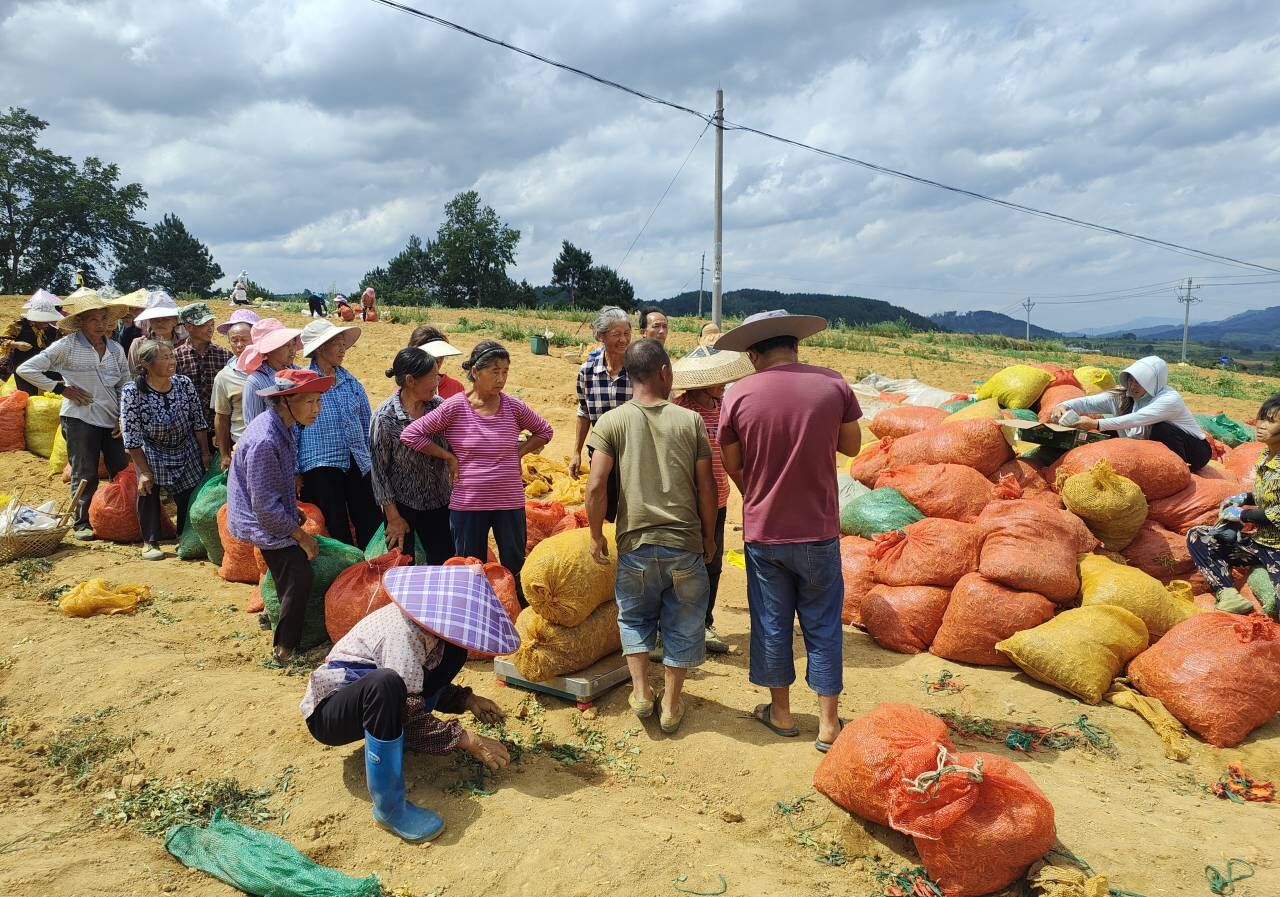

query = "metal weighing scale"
[493,652,631,710]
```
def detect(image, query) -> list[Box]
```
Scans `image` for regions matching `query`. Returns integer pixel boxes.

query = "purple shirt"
[227,407,299,549]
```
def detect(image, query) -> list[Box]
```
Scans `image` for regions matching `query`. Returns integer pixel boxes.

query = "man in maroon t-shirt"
[717,310,862,753]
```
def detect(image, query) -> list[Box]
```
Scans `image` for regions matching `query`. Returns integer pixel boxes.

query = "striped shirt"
[401,392,553,511]
[16,332,130,429]
[369,390,451,511]
[675,392,730,508]
[297,363,372,475]
[575,353,631,423]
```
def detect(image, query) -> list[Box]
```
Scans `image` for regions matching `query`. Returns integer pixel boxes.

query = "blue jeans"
[615,545,709,668]
[744,539,843,696]
[450,508,528,605]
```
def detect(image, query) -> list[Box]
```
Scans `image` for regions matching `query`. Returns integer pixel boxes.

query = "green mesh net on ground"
[1196,413,1252,447]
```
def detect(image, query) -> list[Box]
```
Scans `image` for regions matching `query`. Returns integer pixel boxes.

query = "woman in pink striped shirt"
[400,341,552,602]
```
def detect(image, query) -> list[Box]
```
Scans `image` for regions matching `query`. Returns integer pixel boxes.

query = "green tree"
[0,107,147,293]
[384,233,438,305]
[581,264,636,310]
[550,240,593,309]
[429,190,520,308]
[114,213,223,296]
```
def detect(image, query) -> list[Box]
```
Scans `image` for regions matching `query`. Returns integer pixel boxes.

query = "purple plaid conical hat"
[382,565,520,656]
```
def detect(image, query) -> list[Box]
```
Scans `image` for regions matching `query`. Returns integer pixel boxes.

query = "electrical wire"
[617,119,711,271]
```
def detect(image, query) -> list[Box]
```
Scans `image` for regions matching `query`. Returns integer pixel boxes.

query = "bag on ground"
[1196,413,1251,448]
[362,522,428,564]
[930,573,1055,667]
[840,536,875,627]
[1074,365,1116,394]
[323,549,413,643]
[176,456,222,560]
[848,437,894,487]
[254,502,327,576]
[23,392,61,457]
[976,499,1094,603]
[1030,362,1081,390]
[89,465,175,543]
[995,605,1149,704]
[47,424,68,474]
[837,473,872,535]
[975,365,1054,410]
[508,601,621,681]
[1053,440,1190,500]
[861,584,951,654]
[1036,384,1086,421]
[870,518,979,588]
[520,525,617,627]
[1246,567,1278,617]
[1121,520,1194,578]
[1223,441,1264,483]
[0,391,27,452]
[841,487,924,539]
[261,536,365,650]
[1146,477,1242,533]
[1128,612,1280,747]
[1078,553,1197,640]
[217,504,260,584]
[868,406,947,439]
[191,472,229,566]
[526,499,568,552]
[875,463,992,522]
[888,418,1013,477]
[944,397,1003,423]
[1057,459,1148,551]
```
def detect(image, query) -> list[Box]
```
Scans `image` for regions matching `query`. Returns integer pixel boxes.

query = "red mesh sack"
[887,419,1013,477]
[888,748,1056,897]
[89,465,175,542]
[551,513,582,535]
[323,549,413,642]
[1128,612,1280,747]
[253,502,328,576]
[975,500,1093,603]
[1030,362,1081,390]
[849,438,894,487]
[879,390,907,404]
[1051,439,1190,500]
[990,473,1063,508]
[870,519,979,588]
[1120,520,1194,578]
[245,588,264,614]
[930,573,1055,667]
[1146,477,1241,533]
[444,556,523,660]
[0,391,27,452]
[868,406,948,439]
[840,536,875,627]
[1223,442,1264,483]
[812,703,954,827]
[862,584,951,654]
[526,500,567,552]
[1036,384,1086,421]
[874,464,992,522]
[217,504,260,584]
[1194,463,1238,483]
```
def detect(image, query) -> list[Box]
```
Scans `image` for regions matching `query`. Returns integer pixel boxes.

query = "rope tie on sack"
[900,745,984,797]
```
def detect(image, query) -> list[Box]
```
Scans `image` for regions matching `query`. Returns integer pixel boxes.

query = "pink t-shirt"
[719,363,860,544]
[401,392,553,512]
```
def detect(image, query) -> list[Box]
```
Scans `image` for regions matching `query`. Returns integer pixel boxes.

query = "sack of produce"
[1057,459,1147,551]
[976,499,1094,603]
[1030,362,1080,390]
[520,525,617,627]
[1147,477,1241,533]
[1078,553,1197,640]
[837,473,872,535]
[261,536,365,650]
[323,549,413,643]
[888,419,1013,477]
[868,406,947,439]
[1073,365,1116,394]
[444,557,522,660]
[1223,441,1264,483]
[176,456,222,560]
[1053,440,1190,500]
[89,465,175,542]
[362,522,427,564]
[23,392,61,457]
[930,573,1055,667]
[508,601,621,681]
[1121,520,1194,579]
[870,518,979,588]
[1196,412,1251,447]
[253,502,327,576]
[943,397,1002,422]
[840,487,924,539]
[975,365,1054,410]
[848,437,894,487]
[875,463,992,522]
[861,584,951,654]
[0,390,27,452]
[840,536,875,627]
[217,504,260,584]
[526,499,568,552]
[1036,384,1086,422]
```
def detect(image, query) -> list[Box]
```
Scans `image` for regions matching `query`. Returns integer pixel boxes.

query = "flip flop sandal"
[814,719,847,754]
[751,703,799,738]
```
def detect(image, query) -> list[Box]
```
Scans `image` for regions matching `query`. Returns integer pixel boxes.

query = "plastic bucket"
[530,334,549,355]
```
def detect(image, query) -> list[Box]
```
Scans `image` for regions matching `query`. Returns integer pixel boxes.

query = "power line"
[617,119,711,271]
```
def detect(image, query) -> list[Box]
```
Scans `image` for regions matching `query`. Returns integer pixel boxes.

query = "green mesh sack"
[1007,408,1040,422]
[941,398,976,413]
[177,455,222,561]
[1246,567,1278,617]
[1196,413,1251,448]
[364,521,428,564]
[841,487,924,539]
[166,809,381,897]
[837,472,873,536]
[190,471,229,566]
[261,536,365,649]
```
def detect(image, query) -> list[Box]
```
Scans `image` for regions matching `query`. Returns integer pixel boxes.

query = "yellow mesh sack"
[520,524,617,626]
[0,376,15,396]
[946,397,1020,446]
[508,602,621,681]
[58,579,149,617]
[24,393,62,457]
[47,425,67,476]
[995,605,1149,704]
[1057,460,1147,551]
[975,365,1054,410]
[1078,554,1197,639]
[1074,366,1116,395]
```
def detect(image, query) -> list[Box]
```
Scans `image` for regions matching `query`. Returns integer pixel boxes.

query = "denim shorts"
[615,545,709,668]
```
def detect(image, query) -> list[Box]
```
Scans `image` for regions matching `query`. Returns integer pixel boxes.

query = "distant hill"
[657,288,939,331]
[1068,315,1181,337]
[930,310,1061,339]
[1104,305,1280,350]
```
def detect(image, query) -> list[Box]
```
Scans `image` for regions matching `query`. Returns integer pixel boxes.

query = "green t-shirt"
[586,399,711,556]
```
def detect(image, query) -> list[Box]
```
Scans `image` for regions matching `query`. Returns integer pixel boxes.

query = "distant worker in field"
[716,310,863,753]
[335,294,357,322]
[1048,355,1211,471]
[639,306,669,343]
[571,306,633,519]
[586,338,717,734]
[361,286,377,322]
[230,271,251,305]
[698,321,721,348]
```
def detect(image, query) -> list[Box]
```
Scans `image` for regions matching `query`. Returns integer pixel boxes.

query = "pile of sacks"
[841,369,1280,748]
[525,500,589,554]
[522,453,587,505]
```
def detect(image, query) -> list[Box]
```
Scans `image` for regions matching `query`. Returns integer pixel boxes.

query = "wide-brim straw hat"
[254,368,335,398]
[382,565,520,656]
[114,288,151,310]
[56,293,128,331]
[301,319,360,357]
[714,309,827,352]
[418,339,462,359]
[672,345,756,390]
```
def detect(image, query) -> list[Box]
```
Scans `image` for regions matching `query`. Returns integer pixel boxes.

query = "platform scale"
[492,652,631,710]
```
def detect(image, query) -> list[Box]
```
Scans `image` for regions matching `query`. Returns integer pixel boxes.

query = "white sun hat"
[300,318,361,357]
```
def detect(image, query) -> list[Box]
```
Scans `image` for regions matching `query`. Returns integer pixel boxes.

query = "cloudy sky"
[5,0,1279,329]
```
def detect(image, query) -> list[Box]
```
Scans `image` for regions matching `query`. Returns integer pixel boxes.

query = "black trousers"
[62,416,129,529]
[301,463,383,548]
[306,644,469,745]
[586,446,620,522]
[706,505,727,628]
[396,502,454,565]
[307,295,326,316]
[261,544,314,650]
[1150,422,1212,472]
[136,486,193,545]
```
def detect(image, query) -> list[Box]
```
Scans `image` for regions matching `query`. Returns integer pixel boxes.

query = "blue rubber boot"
[363,731,445,842]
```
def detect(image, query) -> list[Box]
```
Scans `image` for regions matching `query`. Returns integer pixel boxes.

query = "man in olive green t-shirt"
[586,339,718,735]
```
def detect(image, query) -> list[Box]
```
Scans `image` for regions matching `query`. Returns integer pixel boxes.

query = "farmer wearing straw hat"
[128,290,185,374]
[174,303,233,414]
[227,368,333,663]
[2,289,63,395]
[238,319,303,425]
[111,288,150,356]
[17,292,132,538]
[300,564,515,842]
[715,310,863,753]
[210,309,260,468]
[672,345,757,655]
[297,319,381,548]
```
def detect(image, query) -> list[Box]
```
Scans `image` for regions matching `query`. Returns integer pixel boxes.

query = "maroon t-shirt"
[719,363,861,544]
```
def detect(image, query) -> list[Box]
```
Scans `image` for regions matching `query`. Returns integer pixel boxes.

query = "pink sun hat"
[236,318,302,373]
[382,565,520,656]
[217,307,260,335]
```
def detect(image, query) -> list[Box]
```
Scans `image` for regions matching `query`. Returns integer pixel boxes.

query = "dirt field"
[1,296,1275,897]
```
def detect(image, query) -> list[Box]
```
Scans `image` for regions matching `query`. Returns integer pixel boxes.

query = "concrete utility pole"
[1021,297,1036,341]
[1177,277,1200,364]
[712,88,724,328]
[698,252,706,318]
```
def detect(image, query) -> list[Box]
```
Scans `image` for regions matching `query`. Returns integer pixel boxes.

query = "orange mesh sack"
[444,558,522,660]
[1036,384,1086,421]
[1147,478,1241,533]
[868,406,947,439]
[887,418,1013,477]
[323,549,413,643]
[849,437,894,487]
[1194,462,1238,482]
[840,536,875,627]
[874,464,992,522]
[1030,362,1081,390]
[1052,439,1190,500]
[887,748,1056,897]
[217,504,260,584]
[861,584,951,654]
[0,390,27,452]
[525,499,567,552]
[1128,612,1280,747]
[870,519,979,588]
[89,465,175,542]
[812,703,954,827]
[1057,459,1148,551]
[975,500,1092,603]
[1121,520,1194,578]
[930,573,1055,667]
[253,502,328,575]
[1223,441,1264,483]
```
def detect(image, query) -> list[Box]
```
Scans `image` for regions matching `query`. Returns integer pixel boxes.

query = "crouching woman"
[299,565,515,842]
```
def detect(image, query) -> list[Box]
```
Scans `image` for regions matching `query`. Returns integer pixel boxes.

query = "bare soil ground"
[0,297,1275,897]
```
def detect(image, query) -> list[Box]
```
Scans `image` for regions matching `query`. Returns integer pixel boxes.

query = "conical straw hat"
[671,345,757,391]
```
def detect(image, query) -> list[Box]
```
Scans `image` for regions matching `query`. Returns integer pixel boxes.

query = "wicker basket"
[0,483,84,565]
